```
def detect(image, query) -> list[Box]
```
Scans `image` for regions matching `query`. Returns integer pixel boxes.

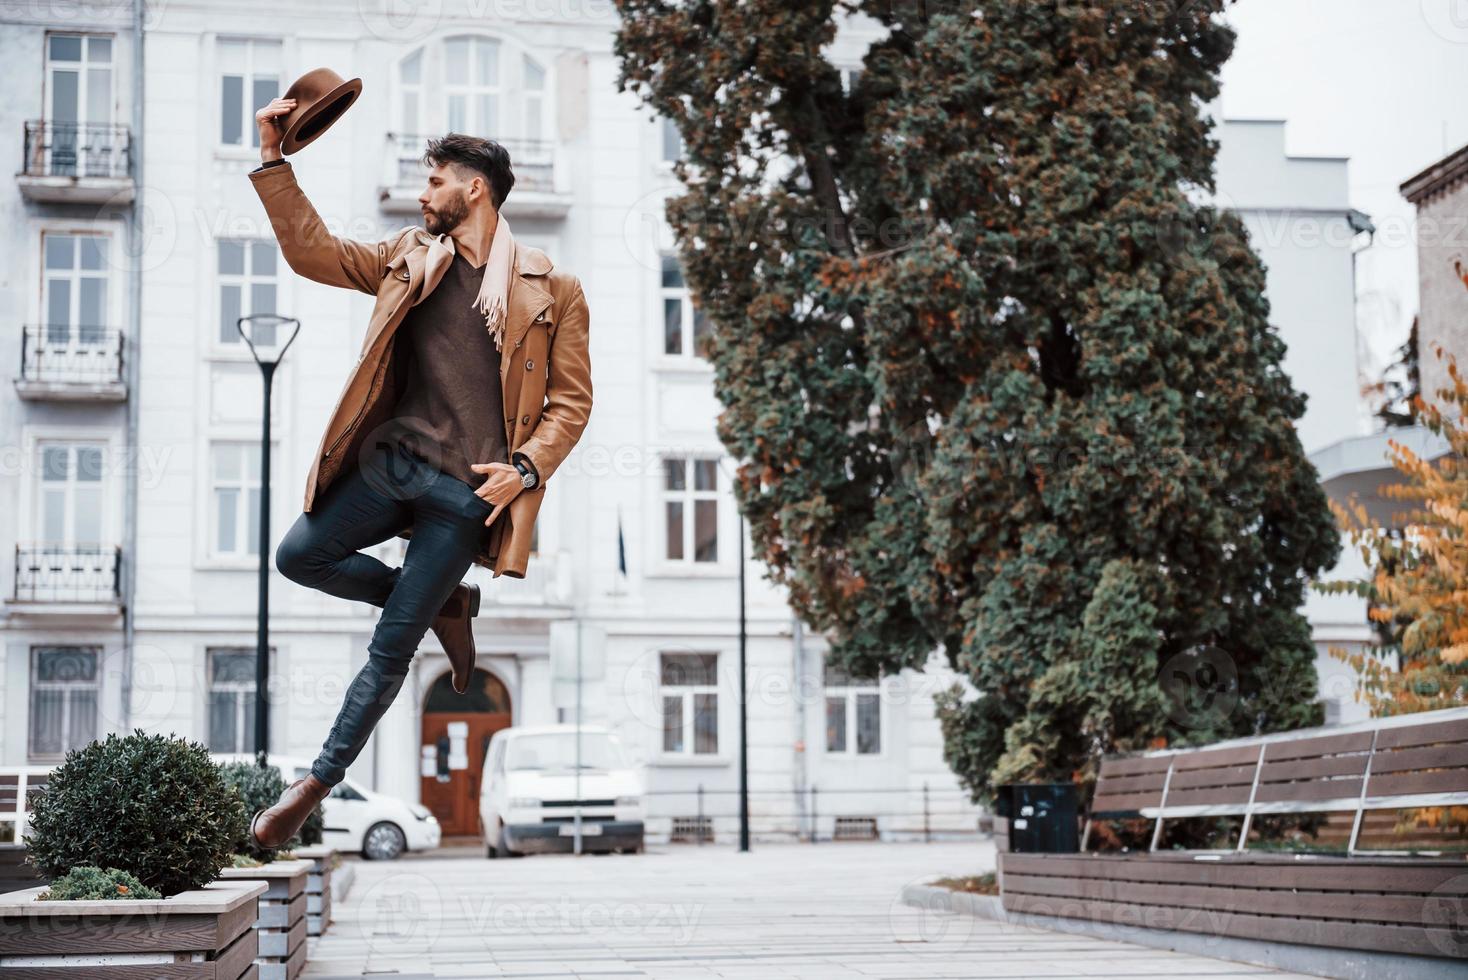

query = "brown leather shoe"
[249,774,332,851]
[431,581,480,694]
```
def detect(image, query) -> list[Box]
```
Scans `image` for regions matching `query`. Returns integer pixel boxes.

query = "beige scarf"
[422,214,517,351]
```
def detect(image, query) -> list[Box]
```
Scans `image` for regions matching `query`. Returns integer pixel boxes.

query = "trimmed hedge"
[24,730,245,896]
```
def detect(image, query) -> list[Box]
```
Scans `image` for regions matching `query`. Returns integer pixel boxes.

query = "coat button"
[521,415,530,425]
[525,359,534,370]
[535,311,546,321]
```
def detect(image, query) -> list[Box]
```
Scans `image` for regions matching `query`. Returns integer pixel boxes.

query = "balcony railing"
[13,544,121,604]
[21,120,132,181]
[389,132,555,192]
[381,133,567,218]
[18,325,125,395]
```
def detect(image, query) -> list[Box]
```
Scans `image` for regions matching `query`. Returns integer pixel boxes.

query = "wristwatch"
[513,457,538,490]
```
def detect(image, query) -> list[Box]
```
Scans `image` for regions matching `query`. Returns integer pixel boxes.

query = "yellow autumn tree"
[1319,340,1467,714]
[1315,267,1467,846]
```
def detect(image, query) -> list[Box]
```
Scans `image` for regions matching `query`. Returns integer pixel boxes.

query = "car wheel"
[363,821,406,861]
[496,818,519,858]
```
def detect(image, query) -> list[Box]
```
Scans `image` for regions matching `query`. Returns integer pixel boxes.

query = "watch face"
[522,472,536,488]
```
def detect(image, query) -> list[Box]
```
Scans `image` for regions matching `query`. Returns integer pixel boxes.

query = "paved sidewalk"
[302,840,1315,979]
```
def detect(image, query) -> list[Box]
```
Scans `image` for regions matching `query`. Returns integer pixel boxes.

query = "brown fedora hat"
[278,67,363,155]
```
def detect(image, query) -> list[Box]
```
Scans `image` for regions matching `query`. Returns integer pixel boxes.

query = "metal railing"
[21,120,133,180]
[19,325,124,387]
[13,544,122,603]
[0,768,51,843]
[387,132,557,194]
[643,783,983,844]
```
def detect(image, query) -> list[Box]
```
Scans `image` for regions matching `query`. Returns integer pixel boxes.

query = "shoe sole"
[249,808,270,849]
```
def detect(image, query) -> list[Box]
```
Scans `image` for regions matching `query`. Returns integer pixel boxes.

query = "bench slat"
[1002,870,1464,926]
[1375,717,1468,750]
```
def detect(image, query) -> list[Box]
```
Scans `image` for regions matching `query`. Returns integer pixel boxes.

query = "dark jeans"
[275,438,497,787]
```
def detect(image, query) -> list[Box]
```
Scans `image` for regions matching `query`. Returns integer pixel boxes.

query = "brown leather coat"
[248,161,592,578]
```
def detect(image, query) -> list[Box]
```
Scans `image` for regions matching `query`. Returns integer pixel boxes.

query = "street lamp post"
[713,455,750,853]
[237,313,301,764]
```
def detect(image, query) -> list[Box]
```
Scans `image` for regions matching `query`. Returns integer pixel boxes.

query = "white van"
[478,725,645,857]
[212,753,441,860]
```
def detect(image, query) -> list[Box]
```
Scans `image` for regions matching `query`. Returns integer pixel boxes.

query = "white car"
[479,725,645,857]
[211,753,441,860]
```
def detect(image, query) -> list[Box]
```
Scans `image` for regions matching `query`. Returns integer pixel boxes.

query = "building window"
[42,232,109,352]
[393,37,551,192]
[523,54,546,142]
[661,253,712,357]
[660,115,682,163]
[46,33,113,129]
[29,646,100,761]
[663,457,718,563]
[444,35,501,134]
[219,38,280,148]
[661,653,718,754]
[38,443,104,546]
[824,659,881,755]
[207,647,273,753]
[210,443,261,557]
[217,239,278,344]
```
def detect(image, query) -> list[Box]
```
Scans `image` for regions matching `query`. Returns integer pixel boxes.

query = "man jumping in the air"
[245,94,592,849]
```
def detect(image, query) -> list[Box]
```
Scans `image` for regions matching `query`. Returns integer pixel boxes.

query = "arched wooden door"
[420,667,512,837]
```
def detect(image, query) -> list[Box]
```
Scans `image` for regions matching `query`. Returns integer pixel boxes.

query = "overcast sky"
[1217,0,1468,386]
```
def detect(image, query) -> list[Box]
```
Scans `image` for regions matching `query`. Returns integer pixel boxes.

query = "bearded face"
[423,187,470,236]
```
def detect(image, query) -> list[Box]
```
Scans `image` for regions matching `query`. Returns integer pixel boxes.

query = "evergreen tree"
[616,0,1341,804]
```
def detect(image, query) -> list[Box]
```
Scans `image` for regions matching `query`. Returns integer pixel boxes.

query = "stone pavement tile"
[306,842,1323,980]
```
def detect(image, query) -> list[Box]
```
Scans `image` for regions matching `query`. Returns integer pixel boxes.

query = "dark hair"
[421,133,515,209]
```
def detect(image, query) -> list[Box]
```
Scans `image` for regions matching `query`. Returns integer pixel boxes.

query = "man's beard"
[423,191,470,235]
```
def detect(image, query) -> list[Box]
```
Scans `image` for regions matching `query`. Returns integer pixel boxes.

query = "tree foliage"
[616,0,1340,803]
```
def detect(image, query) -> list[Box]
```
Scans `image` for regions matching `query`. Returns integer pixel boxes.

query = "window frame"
[205,646,275,755]
[658,652,720,758]
[822,661,885,758]
[43,32,115,131]
[207,441,264,560]
[660,456,721,567]
[216,37,282,151]
[658,251,712,360]
[27,645,102,763]
[394,34,551,148]
[214,238,280,350]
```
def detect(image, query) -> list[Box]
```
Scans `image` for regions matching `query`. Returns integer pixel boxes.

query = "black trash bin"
[994,783,1079,853]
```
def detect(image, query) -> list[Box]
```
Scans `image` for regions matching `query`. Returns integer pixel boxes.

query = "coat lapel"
[362,233,552,373]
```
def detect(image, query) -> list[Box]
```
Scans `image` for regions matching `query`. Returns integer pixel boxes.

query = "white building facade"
[1,2,980,844]
[1,4,1376,843]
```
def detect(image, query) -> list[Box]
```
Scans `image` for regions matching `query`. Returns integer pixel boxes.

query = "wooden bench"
[998,706,1468,962]
[0,769,51,894]
[1081,705,1468,853]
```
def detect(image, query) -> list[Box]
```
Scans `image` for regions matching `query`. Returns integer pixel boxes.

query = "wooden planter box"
[0,877,265,978]
[290,845,335,937]
[218,859,312,980]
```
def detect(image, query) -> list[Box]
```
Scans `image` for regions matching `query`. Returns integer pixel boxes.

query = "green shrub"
[24,731,245,896]
[39,866,161,901]
[217,754,324,861]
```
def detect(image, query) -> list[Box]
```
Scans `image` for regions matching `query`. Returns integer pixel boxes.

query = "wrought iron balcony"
[18,120,135,204]
[379,132,568,219]
[15,325,126,401]
[13,544,122,605]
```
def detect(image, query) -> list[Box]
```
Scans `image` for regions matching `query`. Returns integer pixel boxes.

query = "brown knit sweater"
[390,249,510,490]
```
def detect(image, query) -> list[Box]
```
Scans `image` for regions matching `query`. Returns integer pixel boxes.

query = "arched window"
[395,34,548,148]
